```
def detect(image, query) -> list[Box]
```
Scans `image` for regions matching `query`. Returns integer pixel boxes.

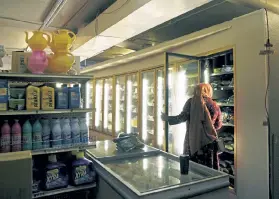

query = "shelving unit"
[201,49,235,188]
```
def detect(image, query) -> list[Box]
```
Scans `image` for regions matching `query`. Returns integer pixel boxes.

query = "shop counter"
[86,141,230,199]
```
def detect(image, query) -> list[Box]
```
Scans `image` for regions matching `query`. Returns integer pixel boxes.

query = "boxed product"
[0,80,8,111]
[11,51,31,73]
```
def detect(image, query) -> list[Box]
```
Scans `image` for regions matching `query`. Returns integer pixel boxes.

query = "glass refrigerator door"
[115,76,126,135]
[103,78,113,134]
[156,69,164,149]
[126,74,138,134]
[141,71,155,146]
[169,62,199,155]
[95,79,103,131]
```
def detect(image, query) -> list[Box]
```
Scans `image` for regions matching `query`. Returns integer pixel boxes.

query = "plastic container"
[0,80,8,111]
[22,120,32,150]
[0,120,11,153]
[9,88,26,99]
[12,119,22,152]
[61,118,71,146]
[79,117,88,143]
[41,86,55,110]
[26,85,40,110]
[41,119,50,149]
[8,99,25,110]
[32,159,41,193]
[43,154,69,190]
[71,151,95,186]
[68,85,80,109]
[55,84,68,109]
[32,120,43,150]
[51,118,62,148]
[71,118,80,145]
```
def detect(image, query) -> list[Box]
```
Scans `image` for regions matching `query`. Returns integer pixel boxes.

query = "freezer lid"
[95,151,229,197]
[86,140,159,161]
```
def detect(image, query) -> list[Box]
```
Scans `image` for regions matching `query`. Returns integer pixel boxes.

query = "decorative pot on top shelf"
[48,52,75,74]
[25,31,50,51]
[28,50,48,74]
[50,29,76,52]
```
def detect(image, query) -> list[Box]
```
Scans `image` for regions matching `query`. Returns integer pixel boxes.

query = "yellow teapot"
[50,29,76,52]
[48,52,75,74]
[25,31,50,51]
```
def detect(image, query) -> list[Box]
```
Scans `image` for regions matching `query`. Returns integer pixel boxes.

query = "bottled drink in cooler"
[22,120,32,150]
[0,120,11,153]
[12,119,22,152]
[32,120,43,150]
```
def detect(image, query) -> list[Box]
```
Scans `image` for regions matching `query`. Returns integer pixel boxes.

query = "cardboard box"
[11,51,31,73]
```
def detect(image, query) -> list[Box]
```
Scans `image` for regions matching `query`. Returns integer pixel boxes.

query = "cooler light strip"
[86,82,91,126]
[115,84,120,132]
[104,83,109,129]
[204,68,210,84]
[127,80,132,134]
[157,77,163,146]
[142,78,148,141]
[95,83,101,127]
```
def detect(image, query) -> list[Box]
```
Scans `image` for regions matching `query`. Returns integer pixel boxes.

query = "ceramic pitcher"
[51,29,76,52]
[25,31,50,51]
[28,50,48,74]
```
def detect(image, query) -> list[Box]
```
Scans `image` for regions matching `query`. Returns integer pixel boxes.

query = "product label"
[80,130,89,143]
[33,91,38,108]
[73,165,95,185]
[72,130,80,144]
[45,168,68,190]
[0,135,10,152]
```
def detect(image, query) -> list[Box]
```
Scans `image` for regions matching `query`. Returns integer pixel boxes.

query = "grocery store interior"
[0,0,279,199]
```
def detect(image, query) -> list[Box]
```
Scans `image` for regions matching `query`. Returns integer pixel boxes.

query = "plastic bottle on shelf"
[12,119,22,152]
[41,119,50,149]
[55,84,68,109]
[61,118,71,146]
[32,120,43,150]
[32,159,41,193]
[71,151,95,186]
[68,84,81,109]
[43,154,69,190]
[79,117,89,143]
[71,117,80,145]
[22,120,32,150]
[51,118,62,148]
[0,120,11,153]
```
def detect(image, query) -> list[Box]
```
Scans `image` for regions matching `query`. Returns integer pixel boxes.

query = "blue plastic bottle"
[51,118,62,148]
[55,84,68,109]
[32,120,43,150]
[43,155,69,190]
[68,85,80,109]
[79,117,89,143]
[71,118,80,145]
[71,151,95,186]
[22,120,32,150]
[61,118,71,147]
[41,119,50,149]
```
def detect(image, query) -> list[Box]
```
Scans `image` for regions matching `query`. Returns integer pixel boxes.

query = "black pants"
[190,142,219,170]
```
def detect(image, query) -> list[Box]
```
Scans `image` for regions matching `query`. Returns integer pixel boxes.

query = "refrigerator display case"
[103,77,113,134]
[126,73,139,134]
[200,50,235,188]
[156,69,164,149]
[94,79,104,131]
[115,75,126,135]
[141,70,155,146]
[88,147,229,199]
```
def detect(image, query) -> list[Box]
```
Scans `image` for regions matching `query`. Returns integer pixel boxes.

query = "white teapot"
[0,45,6,68]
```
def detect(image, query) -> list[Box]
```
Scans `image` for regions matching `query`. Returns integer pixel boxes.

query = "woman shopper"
[161,83,222,169]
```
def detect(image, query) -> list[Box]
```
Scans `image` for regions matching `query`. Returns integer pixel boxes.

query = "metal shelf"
[211,71,233,76]
[32,183,96,198]
[217,103,234,107]
[0,73,92,83]
[32,142,96,155]
[0,108,93,116]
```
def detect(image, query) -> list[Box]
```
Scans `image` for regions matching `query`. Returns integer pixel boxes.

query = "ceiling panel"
[0,0,54,23]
